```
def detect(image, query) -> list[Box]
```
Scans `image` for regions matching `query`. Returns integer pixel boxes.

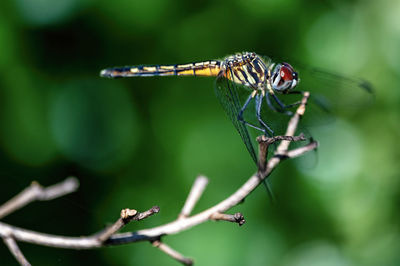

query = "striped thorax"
[221,52,271,96]
[221,52,299,96]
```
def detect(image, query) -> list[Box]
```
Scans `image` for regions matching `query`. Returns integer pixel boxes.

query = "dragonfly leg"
[271,94,302,116]
[237,94,269,134]
[266,93,280,113]
[255,94,274,136]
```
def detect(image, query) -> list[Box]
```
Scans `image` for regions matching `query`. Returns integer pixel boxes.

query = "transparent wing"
[215,71,277,200]
[214,73,258,164]
[295,64,374,114]
[260,61,374,169]
[264,55,374,120]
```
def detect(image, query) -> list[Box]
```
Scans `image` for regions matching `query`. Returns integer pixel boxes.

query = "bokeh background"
[0,0,399,265]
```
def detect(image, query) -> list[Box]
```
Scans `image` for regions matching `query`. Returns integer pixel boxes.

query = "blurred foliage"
[0,0,399,265]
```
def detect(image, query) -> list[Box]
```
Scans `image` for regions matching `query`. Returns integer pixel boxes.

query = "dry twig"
[0,91,317,265]
[3,236,31,266]
[179,175,208,219]
[210,212,246,226]
[152,240,193,265]
[0,177,79,219]
[97,206,160,242]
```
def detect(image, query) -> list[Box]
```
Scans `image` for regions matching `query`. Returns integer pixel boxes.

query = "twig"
[178,175,209,219]
[210,212,246,226]
[135,206,161,220]
[257,133,306,172]
[152,240,193,265]
[0,177,79,219]
[276,91,310,153]
[3,236,31,266]
[97,206,160,242]
[0,206,161,249]
[276,140,319,159]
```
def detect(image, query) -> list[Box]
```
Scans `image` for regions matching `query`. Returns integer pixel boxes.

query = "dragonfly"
[100,52,373,166]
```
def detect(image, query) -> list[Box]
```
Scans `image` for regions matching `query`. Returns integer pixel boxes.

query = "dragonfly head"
[270,62,299,93]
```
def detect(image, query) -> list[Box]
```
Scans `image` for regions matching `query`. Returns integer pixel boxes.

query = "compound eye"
[280,65,294,82]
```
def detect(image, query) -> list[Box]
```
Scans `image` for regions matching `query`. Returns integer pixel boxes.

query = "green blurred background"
[0,0,399,265]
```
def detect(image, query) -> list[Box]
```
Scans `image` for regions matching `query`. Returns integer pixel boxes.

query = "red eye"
[280,66,294,81]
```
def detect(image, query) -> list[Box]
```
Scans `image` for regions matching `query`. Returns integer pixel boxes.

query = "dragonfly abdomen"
[100,61,222,78]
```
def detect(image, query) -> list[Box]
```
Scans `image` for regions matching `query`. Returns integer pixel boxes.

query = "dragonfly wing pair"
[215,71,259,163]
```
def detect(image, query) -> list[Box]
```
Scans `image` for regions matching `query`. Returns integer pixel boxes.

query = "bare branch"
[152,240,193,266]
[35,177,79,201]
[211,212,246,226]
[0,221,101,249]
[96,91,315,245]
[276,140,319,159]
[135,206,160,220]
[276,91,310,153]
[0,206,160,249]
[97,208,138,243]
[3,236,31,266]
[257,133,306,172]
[0,91,317,265]
[0,177,79,219]
[107,172,267,244]
[179,175,209,219]
[258,134,306,144]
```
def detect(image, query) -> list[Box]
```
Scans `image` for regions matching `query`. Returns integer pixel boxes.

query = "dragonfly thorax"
[222,52,269,92]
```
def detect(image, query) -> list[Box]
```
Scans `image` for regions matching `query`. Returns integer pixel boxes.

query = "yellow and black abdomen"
[100,60,222,78]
